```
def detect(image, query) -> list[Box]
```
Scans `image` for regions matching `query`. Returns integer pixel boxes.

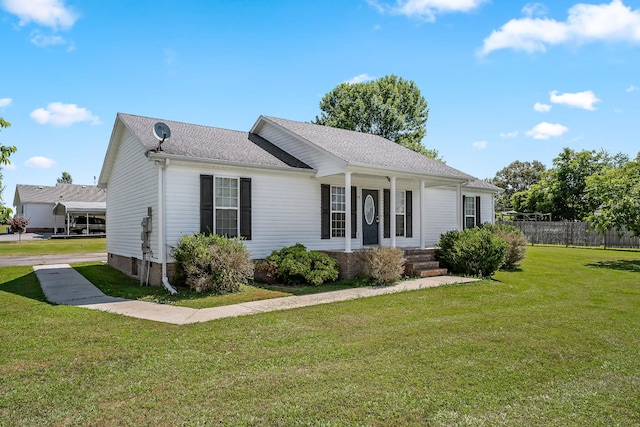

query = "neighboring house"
[13,184,107,234]
[98,113,500,286]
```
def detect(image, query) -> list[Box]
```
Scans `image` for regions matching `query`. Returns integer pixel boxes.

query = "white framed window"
[331,186,346,237]
[215,177,239,237]
[464,196,476,229]
[395,190,406,237]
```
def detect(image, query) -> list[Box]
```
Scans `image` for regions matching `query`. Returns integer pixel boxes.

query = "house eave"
[346,163,473,186]
[146,151,317,175]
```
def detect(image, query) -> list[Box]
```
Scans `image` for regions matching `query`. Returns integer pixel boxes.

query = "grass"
[1,245,639,426]
[0,237,105,256]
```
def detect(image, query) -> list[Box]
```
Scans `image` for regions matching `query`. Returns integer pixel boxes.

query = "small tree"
[0,206,12,224]
[9,215,29,242]
[0,117,17,204]
[57,171,73,184]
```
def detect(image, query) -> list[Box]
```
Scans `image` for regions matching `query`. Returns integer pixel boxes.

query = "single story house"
[98,113,499,288]
[13,184,107,234]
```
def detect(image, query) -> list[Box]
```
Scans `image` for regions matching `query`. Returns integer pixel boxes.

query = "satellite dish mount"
[152,122,171,152]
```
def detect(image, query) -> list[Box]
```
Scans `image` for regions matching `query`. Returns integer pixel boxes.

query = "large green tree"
[0,118,17,205]
[585,153,640,237]
[314,75,439,159]
[490,160,546,211]
[511,148,627,221]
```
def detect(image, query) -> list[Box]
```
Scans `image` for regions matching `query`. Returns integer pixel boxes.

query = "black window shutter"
[406,190,413,238]
[384,189,390,238]
[351,186,357,239]
[475,196,481,227]
[240,178,252,240]
[321,184,330,239]
[462,195,467,229]
[200,175,214,235]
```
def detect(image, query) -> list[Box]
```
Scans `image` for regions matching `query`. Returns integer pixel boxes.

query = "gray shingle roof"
[15,184,106,205]
[464,179,502,192]
[261,116,474,180]
[118,113,311,170]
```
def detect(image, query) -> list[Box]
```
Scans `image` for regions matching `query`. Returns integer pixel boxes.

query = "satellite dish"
[152,122,171,151]
[153,122,171,141]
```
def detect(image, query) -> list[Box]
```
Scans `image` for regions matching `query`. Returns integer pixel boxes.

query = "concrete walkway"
[33,264,478,325]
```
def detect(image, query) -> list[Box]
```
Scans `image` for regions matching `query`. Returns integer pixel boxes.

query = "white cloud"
[0,98,12,108]
[25,156,56,168]
[1,0,78,30]
[30,31,66,47]
[534,102,552,112]
[479,0,640,56]
[525,122,569,140]
[626,85,639,92]
[500,130,519,138]
[368,0,487,22]
[472,140,488,149]
[550,90,600,110]
[345,74,375,84]
[522,3,548,18]
[30,102,100,126]
[4,163,16,170]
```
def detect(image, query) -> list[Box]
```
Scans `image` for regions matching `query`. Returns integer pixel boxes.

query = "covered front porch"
[321,168,470,255]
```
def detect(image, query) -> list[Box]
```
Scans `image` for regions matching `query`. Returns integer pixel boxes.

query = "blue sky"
[1,0,639,207]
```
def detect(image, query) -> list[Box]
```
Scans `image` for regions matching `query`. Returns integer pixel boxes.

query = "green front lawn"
[1,245,639,426]
[0,238,106,256]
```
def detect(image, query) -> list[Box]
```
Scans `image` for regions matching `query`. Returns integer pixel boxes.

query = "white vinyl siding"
[105,128,158,260]
[19,203,55,230]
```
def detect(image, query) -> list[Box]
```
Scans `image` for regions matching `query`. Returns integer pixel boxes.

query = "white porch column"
[456,184,462,230]
[390,176,396,248]
[344,171,352,253]
[420,179,426,249]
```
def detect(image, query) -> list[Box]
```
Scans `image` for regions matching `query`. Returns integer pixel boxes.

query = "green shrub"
[359,247,405,285]
[482,223,528,270]
[261,243,339,286]
[437,227,507,278]
[172,233,254,293]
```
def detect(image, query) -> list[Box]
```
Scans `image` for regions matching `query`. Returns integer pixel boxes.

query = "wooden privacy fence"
[498,221,640,249]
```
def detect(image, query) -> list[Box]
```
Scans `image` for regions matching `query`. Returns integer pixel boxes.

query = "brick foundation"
[107,253,175,286]
[322,251,364,279]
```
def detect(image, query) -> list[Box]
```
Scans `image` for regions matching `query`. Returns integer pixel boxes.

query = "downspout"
[157,159,177,295]
[420,179,426,249]
[456,184,462,230]
[390,176,396,248]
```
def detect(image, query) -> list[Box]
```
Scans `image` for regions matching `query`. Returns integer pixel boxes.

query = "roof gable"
[254,116,474,180]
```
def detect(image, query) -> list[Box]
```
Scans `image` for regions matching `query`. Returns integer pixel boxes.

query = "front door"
[362,189,379,245]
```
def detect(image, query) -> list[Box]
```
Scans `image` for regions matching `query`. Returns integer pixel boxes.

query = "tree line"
[490,148,640,237]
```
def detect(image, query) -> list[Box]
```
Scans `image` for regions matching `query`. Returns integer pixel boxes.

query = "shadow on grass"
[72,263,366,309]
[0,270,48,302]
[586,260,640,273]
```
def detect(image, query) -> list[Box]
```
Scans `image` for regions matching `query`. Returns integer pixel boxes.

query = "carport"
[52,201,107,235]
